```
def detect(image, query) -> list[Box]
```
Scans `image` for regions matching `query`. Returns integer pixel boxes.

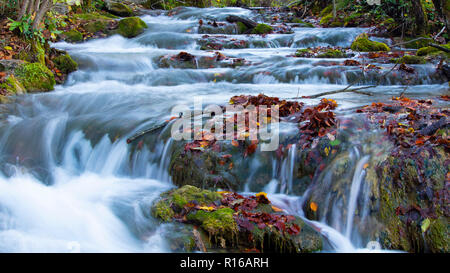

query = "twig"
[289,85,377,99]
[391,37,433,48]
[434,26,446,40]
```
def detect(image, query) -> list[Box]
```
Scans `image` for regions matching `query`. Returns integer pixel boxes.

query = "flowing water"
[0,7,447,252]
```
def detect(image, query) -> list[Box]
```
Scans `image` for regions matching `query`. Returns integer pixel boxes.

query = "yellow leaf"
[4,46,12,51]
[271,206,283,212]
[324,147,330,156]
[363,163,369,169]
[198,206,215,211]
[310,202,318,212]
[421,218,431,233]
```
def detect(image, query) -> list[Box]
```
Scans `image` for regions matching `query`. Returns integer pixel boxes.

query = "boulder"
[117,17,148,38]
[106,2,134,17]
[14,62,55,92]
[351,33,390,52]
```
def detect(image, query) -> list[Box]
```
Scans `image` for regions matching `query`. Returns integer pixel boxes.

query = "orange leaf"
[231,140,239,147]
[310,202,318,212]
[271,206,283,212]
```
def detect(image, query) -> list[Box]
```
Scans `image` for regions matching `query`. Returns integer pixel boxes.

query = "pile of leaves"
[0,19,29,61]
[221,191,302,236]
[356,96,449,152]
[294,46,347,58]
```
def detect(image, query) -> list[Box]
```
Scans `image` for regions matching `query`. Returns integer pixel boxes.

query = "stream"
[0,7,447,252]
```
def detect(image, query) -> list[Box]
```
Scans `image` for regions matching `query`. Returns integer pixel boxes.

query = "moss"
[251,23,273,34]
[14,62,55,92]
[317,49,345,58]
[53,54,78,74]
[319,5,333,17]
[292,18,314,27]
[236,21,248,34]
[425,218,449,253]
[0,75,25,94]
[417,46,439,56]
[73,12,116,21]
[351,33,390,52]
[402,36,432,49]
[84,20,108,34]
[319,13,333,25]
[187,208,237,237]
[117,17,148,38]
[391,55,426,64]
[153,201,175,222]
[295,48,311,57]
[107,2,134,17]
[63,30,83,43]
[343,12,362,26]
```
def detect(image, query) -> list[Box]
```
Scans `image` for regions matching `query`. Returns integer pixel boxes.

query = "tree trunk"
[31,0,51,31]
[17,0,30,19]
[432,0,449,31]
[411,0,427,35]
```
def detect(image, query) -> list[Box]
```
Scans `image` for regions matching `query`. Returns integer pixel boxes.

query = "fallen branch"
[290,85,376,99]
[429,43,450,53]
[419,117,449,136]
[225,15,257,29]
[126,122,169,144]
[391,37,433,48]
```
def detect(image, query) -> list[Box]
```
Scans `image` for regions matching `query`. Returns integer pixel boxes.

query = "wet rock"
[252,23,273,34]
[62,29,84,43]
[295,47,347,58]
[106,2,134,17]
[198,24,237,35]
[391,55,426,64]
[117,17,148,38]
[225,15,257,29]
[351,33,390,52]
[52,54,78,74]
[151,185,323,253]
[14,62,55,92]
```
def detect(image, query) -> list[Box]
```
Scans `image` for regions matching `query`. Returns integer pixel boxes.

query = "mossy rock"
[152,185,222,221]
[417,46,439,56]
[402,36,432,49]
[292,18,314,27]
[73,12,117,21]
[317,48,346,58]
[53,54,78,74]
[351,33,390,52]
[236,21,248,34]
[106,2,134,17]
[391,55,426,64]
[376,147,449,253]
[84,20,109,34]
[117,17,148,38]
[251,23,273,34]
[14,62,55,92]
[62,29,83,43]
[0,75,25,95]
[151,186,323,253]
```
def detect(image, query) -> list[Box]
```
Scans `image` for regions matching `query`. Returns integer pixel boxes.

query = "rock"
[391,55,426,64]
[225,15,257,29]
[152,185,323,253]
[84,20,109,34]
[62,29,83,43]
[106,2,134,17]
[351,33,390,52]
[417,46,440,56]
[0,75,26,95]
[117,17,148,38]
[52,54,78,74]
[251,23,273,34]
[14,62,55,92]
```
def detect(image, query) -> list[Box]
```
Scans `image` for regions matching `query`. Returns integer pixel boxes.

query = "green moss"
[402,36,432,49]
[292,18,314,27]
[351,33,390,52]
[53,54,78,74]
[320,5,333,17]
[187,208,237,237]
[251,23,273,34]
[391,55,426,64]
[236,21,248,34]
[73,12,116,21]
[153,200,175,222]
[417,46,439,56]
[0,75,25,94]
[84,20,108,34]
[15,63,55,92]
[63,30,83,43]
[295,48,311,57]
[117,17,148,38]
[319,13,333,25]
[107,2,134,17]
[317,49,345,58]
